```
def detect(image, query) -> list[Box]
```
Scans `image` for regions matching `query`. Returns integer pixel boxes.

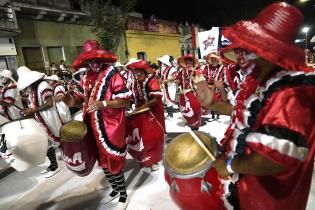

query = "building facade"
[10,0,96,73]
[125,15,181,65]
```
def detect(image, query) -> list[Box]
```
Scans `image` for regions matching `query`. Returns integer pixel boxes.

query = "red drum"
[164,131,226,210]
[126,107,164,167]
[60,120,97,176]
[179,90,201,129]
[0,118,48,171]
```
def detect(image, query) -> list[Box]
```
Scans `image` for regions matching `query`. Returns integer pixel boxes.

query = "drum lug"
[171,178,180,192]
[201,179,212,193]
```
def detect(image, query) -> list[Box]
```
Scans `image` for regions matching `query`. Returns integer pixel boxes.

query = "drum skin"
[164,169,226,210]
[60,120,97,177]
[164,131,226,210]
[126,110,164,167]
[0,118,48,171]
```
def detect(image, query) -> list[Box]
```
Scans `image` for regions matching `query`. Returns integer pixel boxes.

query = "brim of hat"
[206,54,223,65]
[223,20,311,72]
[177,57,199,68]
[126,61,156,74]
[18,72,45,90]
[72,50,117,70]
[0,74,17,84]
[220,46,238,65]
[158,58,171,66]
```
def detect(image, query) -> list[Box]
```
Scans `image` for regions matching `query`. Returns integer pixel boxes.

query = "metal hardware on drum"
[170,176,180,192]
[201,179,212,193]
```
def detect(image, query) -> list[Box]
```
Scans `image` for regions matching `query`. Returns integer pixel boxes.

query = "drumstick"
[188,130,234,182]
[188,130,216,161]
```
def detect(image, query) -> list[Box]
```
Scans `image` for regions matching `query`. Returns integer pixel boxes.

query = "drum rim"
[60,120,87,142]
[0,117,33,129]
[163,132,218,179]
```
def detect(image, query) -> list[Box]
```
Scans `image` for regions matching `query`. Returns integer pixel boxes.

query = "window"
[47,46,63,65]
[137,52,147,60]
[22,47,45,72]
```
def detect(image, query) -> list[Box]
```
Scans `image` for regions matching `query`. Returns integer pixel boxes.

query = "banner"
[198,27,233,58]
[126,17,179,34]
[198,27,220,58]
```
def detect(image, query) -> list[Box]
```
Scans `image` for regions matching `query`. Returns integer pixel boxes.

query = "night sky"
[135,0,315,39]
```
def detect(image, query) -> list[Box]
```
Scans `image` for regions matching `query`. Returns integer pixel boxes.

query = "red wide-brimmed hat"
[125,58,156,74]
[177,54,199,68]
[223,2,312,72]
[72,40,117,71]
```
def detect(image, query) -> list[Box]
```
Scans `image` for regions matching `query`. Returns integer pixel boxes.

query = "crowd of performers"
[0,2,315,210]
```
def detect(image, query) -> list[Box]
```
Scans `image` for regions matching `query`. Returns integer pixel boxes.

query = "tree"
[78,0,137,52]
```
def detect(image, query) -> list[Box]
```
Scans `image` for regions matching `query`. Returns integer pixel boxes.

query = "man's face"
[185,59,194,69]
[88,59,103,73]
[234,48,252,69]
[210,57,219,67]
[131,69,146,81]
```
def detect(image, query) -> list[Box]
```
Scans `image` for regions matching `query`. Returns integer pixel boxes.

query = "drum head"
[164,131,217,178]
[60,120,87,142]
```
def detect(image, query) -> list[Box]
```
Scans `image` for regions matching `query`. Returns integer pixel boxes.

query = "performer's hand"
[88,101,105,113]
[214,80,224,90]
[63,92,75,107]
[213,157,230,179]
[55,95,65,103]
[194,80,214,108]
[21,108,35,117]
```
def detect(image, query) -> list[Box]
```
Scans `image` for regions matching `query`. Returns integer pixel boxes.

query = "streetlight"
[302,27,310,49]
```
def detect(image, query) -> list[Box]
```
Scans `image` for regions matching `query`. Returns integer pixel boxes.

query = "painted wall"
[126,30,181,64]
[15,19,97,69]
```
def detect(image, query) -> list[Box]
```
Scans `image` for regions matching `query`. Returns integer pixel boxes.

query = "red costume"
[124,59,165,167]
[176,55,202,129]
[218,3,315,210]
[72,41,132,174]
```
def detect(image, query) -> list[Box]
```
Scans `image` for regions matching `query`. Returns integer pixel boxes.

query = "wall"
[15,19,97,69]
[126,30,181,64]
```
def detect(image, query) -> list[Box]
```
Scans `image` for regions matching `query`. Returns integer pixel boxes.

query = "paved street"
[0,113,314,210]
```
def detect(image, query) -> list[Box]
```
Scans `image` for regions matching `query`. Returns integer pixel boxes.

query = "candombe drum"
[0,118,48,171]
[59,118,96,176]
[126,107,164,167]
[164,131,226,210]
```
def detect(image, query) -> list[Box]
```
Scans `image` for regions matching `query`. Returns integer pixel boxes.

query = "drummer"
[45,75,71,124]
[125,58,165,171]
[17,66,62,178]
[0,69,23,120]
[195,2,315,210]
[65,40,132,209]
